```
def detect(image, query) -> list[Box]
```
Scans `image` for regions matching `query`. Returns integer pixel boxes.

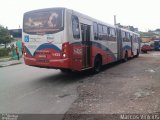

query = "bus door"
[81,24,91,68]
[116,28,123,60]
[130,35,134,56]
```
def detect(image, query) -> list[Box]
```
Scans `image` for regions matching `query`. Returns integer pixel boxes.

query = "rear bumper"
[24,57,70,69]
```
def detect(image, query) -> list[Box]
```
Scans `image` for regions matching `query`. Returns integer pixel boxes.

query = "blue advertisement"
[24,35,29,42]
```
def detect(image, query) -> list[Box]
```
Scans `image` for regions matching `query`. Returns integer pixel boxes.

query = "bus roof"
[24,7,65,15]
[120,28,139,35]
[24,7,116,28]
[24,7,139,34]
[69,8,115,28]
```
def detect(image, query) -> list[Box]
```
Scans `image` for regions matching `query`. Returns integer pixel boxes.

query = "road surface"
[66,51,160,115]
[0,64,84,114]
[1,51,160,118]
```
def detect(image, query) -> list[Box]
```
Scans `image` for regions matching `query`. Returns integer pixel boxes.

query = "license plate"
[38,54,47,58]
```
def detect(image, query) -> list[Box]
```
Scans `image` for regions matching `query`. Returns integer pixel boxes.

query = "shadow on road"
[33,70,94,87]
[32,57,139,86]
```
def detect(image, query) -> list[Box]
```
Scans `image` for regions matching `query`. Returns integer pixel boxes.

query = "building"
[141,37,153,43]
[9,29,22,41]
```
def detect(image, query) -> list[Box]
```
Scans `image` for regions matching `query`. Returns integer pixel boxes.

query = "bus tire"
[93,55,102,74]
[123,51,128,62]
[143,50,147,53]
[135,50,139,57]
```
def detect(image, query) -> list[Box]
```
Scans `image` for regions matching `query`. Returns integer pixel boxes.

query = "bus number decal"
[52,53,60,57]
[73,48,82,55]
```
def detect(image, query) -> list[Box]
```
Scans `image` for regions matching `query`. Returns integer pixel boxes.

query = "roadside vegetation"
[0,48,10,58]
[0,25,13,58]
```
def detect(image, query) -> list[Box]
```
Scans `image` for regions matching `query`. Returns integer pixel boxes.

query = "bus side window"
[134,35,137,43]
[72,15,80,39]
[110,28,116,38]
[126,32,130,42]
[93,22,98,40]
[132,35,135,42]
[107,27,110,36]
[98,24,103,40]
[103,26,108,40]
[108,27,116,41]
[135,35,138,43]
[122,31,126,42]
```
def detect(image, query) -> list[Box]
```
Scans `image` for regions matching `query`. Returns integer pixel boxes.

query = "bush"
[0,48,9,57]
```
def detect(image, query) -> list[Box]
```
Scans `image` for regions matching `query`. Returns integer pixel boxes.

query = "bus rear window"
[23,9,64,34]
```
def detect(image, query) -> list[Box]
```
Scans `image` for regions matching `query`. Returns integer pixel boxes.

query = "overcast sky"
[0,0,160,31]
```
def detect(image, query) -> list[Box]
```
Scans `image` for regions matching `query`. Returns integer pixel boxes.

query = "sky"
[0,0,160,31]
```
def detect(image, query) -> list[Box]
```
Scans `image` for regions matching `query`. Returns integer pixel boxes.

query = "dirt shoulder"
[65,52,160,115]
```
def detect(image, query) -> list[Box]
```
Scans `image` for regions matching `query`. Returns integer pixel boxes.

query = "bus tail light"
[62,42,69,58]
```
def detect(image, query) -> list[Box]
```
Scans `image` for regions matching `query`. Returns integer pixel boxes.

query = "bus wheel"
[144,51,147,53]
[93,56,102,74]
[123,52,128,62]
[135,50,139,57]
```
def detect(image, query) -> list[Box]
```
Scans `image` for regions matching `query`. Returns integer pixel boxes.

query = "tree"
[0,25,13,48]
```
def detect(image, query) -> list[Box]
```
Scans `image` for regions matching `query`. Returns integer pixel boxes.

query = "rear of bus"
[22,8,70,69]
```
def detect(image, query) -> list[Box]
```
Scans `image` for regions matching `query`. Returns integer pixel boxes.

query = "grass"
[0,55,10,59]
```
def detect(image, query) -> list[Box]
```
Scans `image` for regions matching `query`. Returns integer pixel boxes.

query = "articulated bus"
[22,7,140,73]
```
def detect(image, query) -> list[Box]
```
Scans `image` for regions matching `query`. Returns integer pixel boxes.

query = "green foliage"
[0,48,9,57]
[0,25,13,47]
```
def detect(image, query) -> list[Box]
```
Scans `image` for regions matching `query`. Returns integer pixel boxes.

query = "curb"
[0,61,22,68]
[0,58,12,62]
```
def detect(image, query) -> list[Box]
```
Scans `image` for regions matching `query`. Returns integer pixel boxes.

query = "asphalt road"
[1,51,160,117]
[66,51,160,115]
[0,64,86,114]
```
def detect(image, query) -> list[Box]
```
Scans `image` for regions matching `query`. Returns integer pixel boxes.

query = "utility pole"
[114,15,116,26]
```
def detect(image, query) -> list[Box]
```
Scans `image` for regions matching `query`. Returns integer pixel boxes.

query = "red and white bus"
[22,7,140,73]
